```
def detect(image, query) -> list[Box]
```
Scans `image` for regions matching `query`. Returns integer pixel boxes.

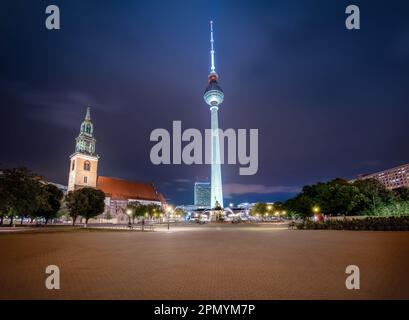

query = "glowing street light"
[126,208,133,228]
[166,205,173,230]
[313,206,320,213]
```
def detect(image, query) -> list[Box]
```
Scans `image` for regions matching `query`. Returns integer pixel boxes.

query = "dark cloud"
[1,0,409,205]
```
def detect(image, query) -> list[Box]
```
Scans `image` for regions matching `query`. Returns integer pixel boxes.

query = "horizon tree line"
[0,167,105,226]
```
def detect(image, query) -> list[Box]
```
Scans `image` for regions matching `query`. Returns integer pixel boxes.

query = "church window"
[84,176,88,184]
[84,161,91,171]
[71,160,75,171]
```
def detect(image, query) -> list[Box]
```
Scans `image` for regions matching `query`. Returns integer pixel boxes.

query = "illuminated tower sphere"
[203,21,224,208]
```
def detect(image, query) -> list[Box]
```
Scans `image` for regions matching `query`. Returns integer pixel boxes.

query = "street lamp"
[126,208,133,229]
[166,205,173,230]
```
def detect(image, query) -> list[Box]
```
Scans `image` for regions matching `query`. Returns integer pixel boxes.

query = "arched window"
[84,161,91,171]
[71,160,75,171]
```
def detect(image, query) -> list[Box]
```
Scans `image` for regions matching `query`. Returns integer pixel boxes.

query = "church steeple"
[80,106,94,137]
[85,106,91,121]
[75,106,96,155]
[68,106,99,191]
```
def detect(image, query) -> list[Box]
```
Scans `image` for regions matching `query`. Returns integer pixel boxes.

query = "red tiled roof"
[97,176,163,202]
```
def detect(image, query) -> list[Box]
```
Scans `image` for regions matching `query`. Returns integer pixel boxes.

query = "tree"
[0,167,44,225]
[79,187,105,226]
[66,187,105,226]
[393,187,409,202]
[146,203,163,219]
[66,190,88,226]
[284,194,315,218]
[129,202,146,223]
[284,178,364,217]
[353,179,395,214]
[249,202,267,216]
[35,184,63,224]
[174,207,186,219]
[284,177,403,218]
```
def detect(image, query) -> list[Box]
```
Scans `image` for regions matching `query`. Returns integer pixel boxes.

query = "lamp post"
[126,208,133,229]
[166,205,173,230]
[312,206,321,222]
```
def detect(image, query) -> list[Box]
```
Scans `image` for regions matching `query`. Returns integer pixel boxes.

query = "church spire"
[76,106,96,155]
[85,106,91,121]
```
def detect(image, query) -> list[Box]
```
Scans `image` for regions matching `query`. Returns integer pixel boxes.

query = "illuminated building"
[358,163,409,189]
[203,21,224,208]
[67,106,99,191]
[194,182,211,208]
[67,107,165,223]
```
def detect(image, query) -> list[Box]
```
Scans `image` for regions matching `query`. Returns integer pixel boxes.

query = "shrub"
[296,216,409,231]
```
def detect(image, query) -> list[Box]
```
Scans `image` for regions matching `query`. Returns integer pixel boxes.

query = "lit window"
[84,161,91,171]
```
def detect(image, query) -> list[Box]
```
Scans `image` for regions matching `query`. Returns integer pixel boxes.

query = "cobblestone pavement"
[1,224,408,299]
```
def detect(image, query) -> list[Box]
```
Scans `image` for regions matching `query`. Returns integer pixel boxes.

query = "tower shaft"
[211,107,223,208]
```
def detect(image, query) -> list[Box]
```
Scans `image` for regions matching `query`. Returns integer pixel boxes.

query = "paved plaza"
[1,224,409,299]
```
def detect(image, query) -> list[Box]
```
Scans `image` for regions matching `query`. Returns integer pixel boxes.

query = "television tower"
[203,21,224,208]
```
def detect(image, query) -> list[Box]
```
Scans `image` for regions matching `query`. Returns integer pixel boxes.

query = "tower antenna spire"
[210,20,216,73]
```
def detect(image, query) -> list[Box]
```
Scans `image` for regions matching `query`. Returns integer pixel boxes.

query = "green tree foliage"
[66,190,88,225]
[146,203,163,218]
[66,187,105,226]
[393,187,409,202]
[174,207,186,219]
[353,178,395,213]
[284,178,406,217]
[0,167,45,225]
[35,184,63,224]
[124,202,163,223]
[249,202,267,216]
[79,187,105,226]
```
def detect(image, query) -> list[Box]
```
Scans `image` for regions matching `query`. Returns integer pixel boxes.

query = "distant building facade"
[47,182,68,195]
[194,182,210,208]
[97,176,165,223]
[358,163,409,189]
[67,107,165,223]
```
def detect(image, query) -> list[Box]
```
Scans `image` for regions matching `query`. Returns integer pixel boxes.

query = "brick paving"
[0,224,408,299]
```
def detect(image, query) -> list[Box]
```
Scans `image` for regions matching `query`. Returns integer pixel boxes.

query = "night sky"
[1,0,409,205]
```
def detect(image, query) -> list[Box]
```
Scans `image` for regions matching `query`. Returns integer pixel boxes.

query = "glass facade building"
[194,182,211,208]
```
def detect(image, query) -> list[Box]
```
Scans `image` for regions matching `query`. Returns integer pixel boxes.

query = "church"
[67,107,166,223]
